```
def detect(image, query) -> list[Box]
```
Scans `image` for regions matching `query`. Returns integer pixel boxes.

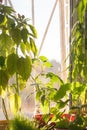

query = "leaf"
[0,14,5,24]
[41,100,49,114]
[3,5,15,15]
[46,72,64,84]
[71,82,85,95]
[0,56,5,67]
[0,69,8,88]
[48,89,57,100]
[41,95,45,106]
[42,114,49,123]
[44,61,52,68]
[39,56,52,68]
[36,91,42,101]
[21,28,28,43]
[26,42,30,53]
[30,38,37,56]
[20,42,26,55]
[54,83,70,101]
[0,33,13,51]
[77,0,85,23]
[29,24,38,38]
[7,17,15,29]
[17,56,32,80]
[39,56,48,62]
[57,99,69,109]
[7,53,18,75]
[11,28,21,45]
[9,93,21,114]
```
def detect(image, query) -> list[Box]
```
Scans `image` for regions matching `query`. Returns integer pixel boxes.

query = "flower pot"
[0,120,9,130]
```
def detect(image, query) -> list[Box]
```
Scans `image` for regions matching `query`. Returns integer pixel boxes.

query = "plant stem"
[2,98,9,120]
[16,45,19,94]
[16,72,19,94]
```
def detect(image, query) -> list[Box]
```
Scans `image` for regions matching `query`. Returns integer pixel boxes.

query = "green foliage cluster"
[31,56,70,118]
[0,4,38,119]
[69,115,84,130]
[69,0,87,113]
[70,0,87,82]
[9,114,38,130]
[1,1,87,130]
[56,118,69,129]
[35,0,87,129]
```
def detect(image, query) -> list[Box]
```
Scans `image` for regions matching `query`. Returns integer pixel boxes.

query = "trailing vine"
[69,0,87,110]
[70,0,87,82]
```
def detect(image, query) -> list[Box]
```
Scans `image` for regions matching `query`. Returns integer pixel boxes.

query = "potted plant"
[0,1,38,123]
[0,2,63,130]
[1,1,87,130]
[34,1,87,129]
[33,70,71,130]
[53,0,87,130]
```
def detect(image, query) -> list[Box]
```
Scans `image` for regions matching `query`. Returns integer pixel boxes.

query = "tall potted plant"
[0,3,38,122]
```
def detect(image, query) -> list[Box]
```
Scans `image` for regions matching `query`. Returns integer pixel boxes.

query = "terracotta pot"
[0,120,9,130]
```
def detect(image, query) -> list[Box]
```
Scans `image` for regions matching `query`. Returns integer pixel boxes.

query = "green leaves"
[30,38,37,56]
[57,99,69,109]
[39,56,52,68]
[20,42,26,55]
[21,28,28,43]
[7,53,18,75]
[41,94,45,106]
[3,5,15,15]
[0,4,39,118]
[70,82,86,99]
[17,56,32,80]
[39,56,48,62]
[7,53,32,80]
[69,116,84,130]
[70,0,87,84]
[11,28,21,45]
[0,33,13,51]
[36,90,42,101]
[0,69,8,88]
[29,24,38,38]
[54,83,70,101]
[77,0,85,23]
[0,56,5,67]
[46,72,64,84]
[77,0,87,23]
[41,99,50,114]
[0,14,5,24]
[7,17,15,29]
[10,114,38,130]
